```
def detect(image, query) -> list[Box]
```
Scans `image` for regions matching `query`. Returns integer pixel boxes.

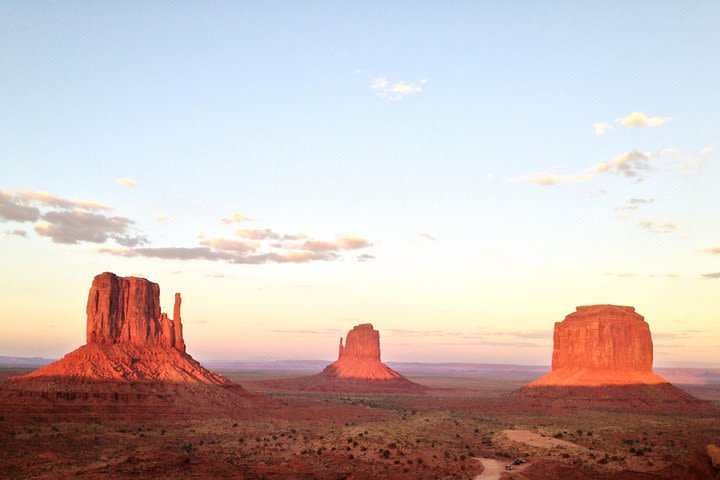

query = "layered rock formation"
[514,305,707,412]
[0,272,247,418]
[256,324,425,393]
[86,273,185,351]
[530,305,665,386]
[321,324,403,380]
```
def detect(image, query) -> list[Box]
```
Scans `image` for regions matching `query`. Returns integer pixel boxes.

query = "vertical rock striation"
[86,272,185,351]
[530,305,666,386]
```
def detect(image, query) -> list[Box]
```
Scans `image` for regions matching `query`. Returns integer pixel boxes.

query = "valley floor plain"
[1,362,719,480]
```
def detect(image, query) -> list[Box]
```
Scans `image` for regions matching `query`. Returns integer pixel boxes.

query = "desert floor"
[1,367,719,480]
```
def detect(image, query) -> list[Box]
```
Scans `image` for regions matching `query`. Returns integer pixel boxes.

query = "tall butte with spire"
[313,323,425,392]
[514,305,705,412]
[322,324,402,380]
[0,272,247,418]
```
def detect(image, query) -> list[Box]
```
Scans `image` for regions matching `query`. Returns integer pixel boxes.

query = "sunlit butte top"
[530,305,667,387]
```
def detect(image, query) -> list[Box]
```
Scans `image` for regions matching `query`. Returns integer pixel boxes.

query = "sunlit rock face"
[321,324,403,380]
[530,305,667,386]
[86,272,185,352]
[12,272,229,385]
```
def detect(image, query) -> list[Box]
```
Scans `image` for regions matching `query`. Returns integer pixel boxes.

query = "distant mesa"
[514,305,707,412]
[320,323,404,381]
[0,272,248,419]
[256,323,426,393]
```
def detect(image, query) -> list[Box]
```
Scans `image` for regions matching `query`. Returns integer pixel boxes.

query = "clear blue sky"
[1,2,719,365]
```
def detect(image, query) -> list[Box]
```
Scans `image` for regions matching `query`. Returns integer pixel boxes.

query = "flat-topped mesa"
[321,323,403,381]
[86,272,185,352]
[553,305,651,372]
[530,304,667,387]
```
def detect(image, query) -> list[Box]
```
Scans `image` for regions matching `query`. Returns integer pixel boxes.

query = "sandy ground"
[1,368,719,479]
[475,457,530,480]
[498,429,587,452]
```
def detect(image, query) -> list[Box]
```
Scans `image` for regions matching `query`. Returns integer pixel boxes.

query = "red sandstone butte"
[530,305,668,387]
[9,272,231,385]
[86,273,186,351]
[513,305,707,413]
[0,272,250,420]
[320,323,404,380]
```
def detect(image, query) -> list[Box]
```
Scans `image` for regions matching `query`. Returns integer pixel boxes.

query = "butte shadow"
[510,305,710,414]
[256,323,426,394]
[0,272,252,421]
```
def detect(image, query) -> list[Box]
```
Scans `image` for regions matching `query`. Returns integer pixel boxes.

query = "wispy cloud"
[629,197,654,205]
[6,228,27,237]
[639,220,678,233]
[0,191,41,222]
[511,173,590,186]
[592,150,653,177]
[155,215,167,223]
[701,272,720,279]
[100,230,373,265]
[515,148,679,187]
[418,232,436,241]
[357,253,375,262]
[3,186,373,267]
[117,178,137,188]
[594,122,613,136]
[703,246,720,255]
[371,76,426,101]
[200,237,259,252]
[1,189,145,246]
[221,212,252,224]
[619,111,671,128]
[301,234,372,252]
[35,210,147,245]
[594,111,671,135]
[14,189,112,211]
[234,228,282,240]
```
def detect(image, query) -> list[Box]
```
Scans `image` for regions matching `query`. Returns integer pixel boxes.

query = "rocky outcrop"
[321,324,402,380]
[530,305,666,386]
[259,325,425,393]
[552,305,652,372]
[0,272,248,419]
[513,305,709,412]
[86,272,185,352]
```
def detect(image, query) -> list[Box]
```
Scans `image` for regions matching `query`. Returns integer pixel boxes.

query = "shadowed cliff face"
[86,272,185,352]
[531,305,666,387]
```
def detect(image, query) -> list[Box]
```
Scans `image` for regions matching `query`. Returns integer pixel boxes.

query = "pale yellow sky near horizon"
[1,231,717,367]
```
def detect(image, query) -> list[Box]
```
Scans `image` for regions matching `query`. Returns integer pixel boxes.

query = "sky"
[1,2,719,366]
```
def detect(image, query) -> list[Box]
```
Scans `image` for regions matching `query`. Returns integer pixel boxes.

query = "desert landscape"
[2,3,720,479]
[1,273,719,479]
